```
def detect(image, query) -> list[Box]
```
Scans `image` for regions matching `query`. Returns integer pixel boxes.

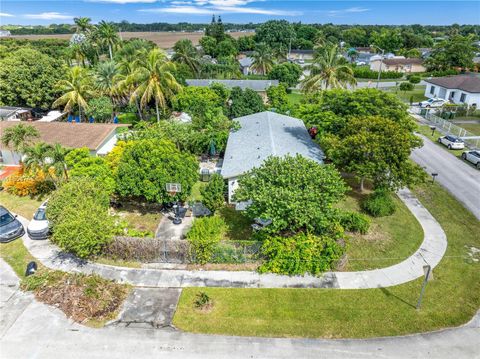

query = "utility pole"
[416,265,432,310]
[371,44,385,89]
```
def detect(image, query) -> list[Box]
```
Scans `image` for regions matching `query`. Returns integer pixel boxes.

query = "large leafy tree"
[172,39,200,75]
[234,155,347,234]
[426,34,476,71]
[251,43,275,75]
[341,28,368,47]
[172,86,224,118]
[266,84,290,113]
[301,44,356,92]
[0,48,66,108]
[370,28,404,53]
[321,116,425,191]
[53,66,95,121]
[255,20,296,52]
[115,138,198,204]
[268,62,302,87]
[129,48,182,122]
[228,87,265,118]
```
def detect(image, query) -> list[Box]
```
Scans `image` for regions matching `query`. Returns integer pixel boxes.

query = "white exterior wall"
[227,177,239,203]
[424,84,480,106]
[0,150,19,165]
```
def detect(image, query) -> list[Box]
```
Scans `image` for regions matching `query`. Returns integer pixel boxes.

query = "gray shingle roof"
[186,79,279,92]
[238,57,253,68]
[221,111,325,179]
[425,74,480,93]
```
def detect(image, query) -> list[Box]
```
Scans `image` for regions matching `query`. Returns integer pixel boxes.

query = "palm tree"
[251,43,275,75]
[96,61,118,98]
[23,142,51,174]
[46,143,70,184]
[53,66,95,122]
[129,48,182,122]
[172,39,200,75]
[97,21,119,60]
[74,17,93,34]
[301,44,356,93]
[1,124,40,164]
[115,59,144,121]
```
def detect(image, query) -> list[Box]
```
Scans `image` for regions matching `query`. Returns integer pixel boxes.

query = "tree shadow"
[379,287,416,309]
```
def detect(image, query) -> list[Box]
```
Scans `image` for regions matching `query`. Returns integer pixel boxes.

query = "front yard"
[173,181,480,338]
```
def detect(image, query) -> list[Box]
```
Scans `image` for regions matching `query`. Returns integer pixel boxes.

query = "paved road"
[1,259,479,359]
[411,134,480,220]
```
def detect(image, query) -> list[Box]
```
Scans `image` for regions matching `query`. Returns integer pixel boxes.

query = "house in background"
[0,122,129,165]
[185,79,279,102]
[239,57,254,75]
[370,57,426,73]
[0,30,11,37]
[220,111,324,204]
[424,74,480,106]
[0,107,32,121]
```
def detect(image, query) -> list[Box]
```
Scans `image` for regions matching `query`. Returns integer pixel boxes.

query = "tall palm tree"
[96,61,118,98]
[1,124,40,164]
[97,21,119,60]
[23,142,51,174]
[53,66,95,122]
[47,143,70,183]
[74,17,93,34]
[115,59,143,121]
[129,48,182,122]
[172,39,200,75]
[251,43,275,75]
[301,44,356,93]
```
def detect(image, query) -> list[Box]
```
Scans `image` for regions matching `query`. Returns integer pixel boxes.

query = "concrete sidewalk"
[1,260,479,359]
[17,188,447,289]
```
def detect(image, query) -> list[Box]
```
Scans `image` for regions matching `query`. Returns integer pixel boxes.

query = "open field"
[9,31,248,49]
[174,181,480,338]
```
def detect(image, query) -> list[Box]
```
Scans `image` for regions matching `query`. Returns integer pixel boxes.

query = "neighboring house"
[424,74,480,106]
[220,111,325,203]
[185,79,279,102]
[238,57,254,75]
[0,122,129,165]
[0,30,11,37]
[370,58,426,73]
[0,107,32,121]
[288,49,314,61]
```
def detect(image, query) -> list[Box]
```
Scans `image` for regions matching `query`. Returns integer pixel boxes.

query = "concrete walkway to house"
[17,187,447,289]
[1,258,479,359]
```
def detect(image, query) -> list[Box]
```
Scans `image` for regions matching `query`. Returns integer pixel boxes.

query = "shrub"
[361,190,396,217]
[201,174,225,213]
[194,292,212,309]
[2,169,54,196]
[399,82,415,92]
[187,216,227,264]
[338,211,371,234]
[48,177,113,258]
[258,231,345,275]
[408,75,421,84]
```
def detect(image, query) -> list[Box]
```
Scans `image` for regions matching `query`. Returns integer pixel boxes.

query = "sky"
[0,0,479,26]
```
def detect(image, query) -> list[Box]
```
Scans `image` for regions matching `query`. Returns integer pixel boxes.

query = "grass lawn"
[286,92,303,106]
[452,122,480,136]
[218,206,253,241]
[113,203,161,236]
[338,189,423,271]
[173,182,480,338]
[0,191,43,218]
[187,181,208,203]
[386,85,426,103]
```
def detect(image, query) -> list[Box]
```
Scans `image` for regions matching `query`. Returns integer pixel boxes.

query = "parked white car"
[462,150,480,169]
[419,98,449,108]
[27,201,49,240]
[438,135,465,150]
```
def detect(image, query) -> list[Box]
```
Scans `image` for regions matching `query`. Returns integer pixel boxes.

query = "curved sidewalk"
[19,188,447,289]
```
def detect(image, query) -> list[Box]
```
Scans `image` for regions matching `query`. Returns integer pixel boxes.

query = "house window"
[460,93,467,103]
[450,91,456,100]
[430,85,435,95]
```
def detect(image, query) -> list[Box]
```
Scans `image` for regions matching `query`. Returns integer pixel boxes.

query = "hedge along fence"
[102,236,263,264]
[353,66,403,80]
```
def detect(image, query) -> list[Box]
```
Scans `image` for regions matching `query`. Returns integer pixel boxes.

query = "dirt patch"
[21,270,130,324]
[10,31,247,49]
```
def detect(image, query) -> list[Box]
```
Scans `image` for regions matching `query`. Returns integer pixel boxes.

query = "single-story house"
[370,58,426,73]
[0,30,11,37]
[0,122,129,165]
[288,49,314,61]
[238,57,254,75]
[424,74,480,106]
[220,111,325,203]
[185,79,279,102]
[0,107,32,121]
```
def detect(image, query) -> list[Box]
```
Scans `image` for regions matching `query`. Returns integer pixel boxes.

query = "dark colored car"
[0,206,25,243]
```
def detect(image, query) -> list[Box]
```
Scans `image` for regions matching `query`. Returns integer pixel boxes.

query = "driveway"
[411,134,480,220]
[1,259,479,359]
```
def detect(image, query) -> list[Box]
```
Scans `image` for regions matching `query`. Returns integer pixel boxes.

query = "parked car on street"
[27,201,49,240]
[419,98,449,108]
[0,206,25,243]
[462,150,480,169]
[438,135,465,150]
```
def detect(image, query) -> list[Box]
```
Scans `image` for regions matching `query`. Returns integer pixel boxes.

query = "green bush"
[200,174,225,213]
[399,82,415,92]
[353,66,403,79]
[194,292,212,309]
[408,75,421,84]
[187,216,227,264]
[424,69,459,77]
[338,211,371,234]
[48,177,113,258]
[361,190,396,217]
[258,232,345,275]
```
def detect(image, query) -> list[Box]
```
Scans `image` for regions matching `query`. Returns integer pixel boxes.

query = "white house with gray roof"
[424,74,480,106]
[221,111,325,203]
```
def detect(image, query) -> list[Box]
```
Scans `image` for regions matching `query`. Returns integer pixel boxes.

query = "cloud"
[140,0,300,16]
[327,7,369,17]
[0,12,14,17]
[23,12,73,20]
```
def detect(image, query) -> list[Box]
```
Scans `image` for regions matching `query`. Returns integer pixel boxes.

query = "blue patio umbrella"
[67,114,73,123]
[113,116,118,124]
[89,116,94,123]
